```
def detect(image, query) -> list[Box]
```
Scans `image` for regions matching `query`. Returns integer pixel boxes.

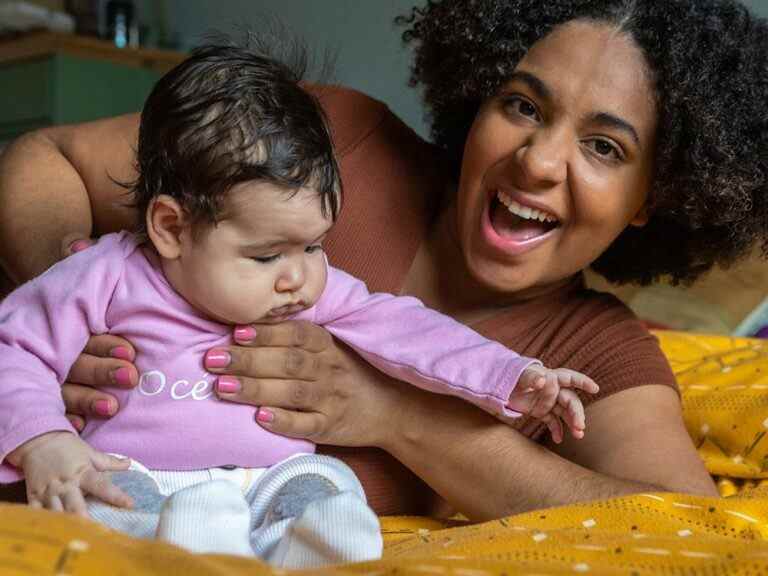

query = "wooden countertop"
[0,31,186,71]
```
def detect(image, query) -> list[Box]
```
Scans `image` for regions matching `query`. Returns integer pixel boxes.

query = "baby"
[0,42,597,568]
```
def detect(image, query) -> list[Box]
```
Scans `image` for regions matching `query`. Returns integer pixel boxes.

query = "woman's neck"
[400,200,576,325]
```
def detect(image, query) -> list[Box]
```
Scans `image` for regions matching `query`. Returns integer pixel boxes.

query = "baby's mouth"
[267,303,306,317]
[489,191,560,242]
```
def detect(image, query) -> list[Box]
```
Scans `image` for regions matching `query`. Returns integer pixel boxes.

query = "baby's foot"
[262,473,339,522]
[253,473,381,567]
[156,479,253,556]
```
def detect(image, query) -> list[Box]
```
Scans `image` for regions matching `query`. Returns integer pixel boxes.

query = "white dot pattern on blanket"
[67,539,90,552]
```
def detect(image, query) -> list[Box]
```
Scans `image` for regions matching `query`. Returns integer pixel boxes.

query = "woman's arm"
[547,385,718,495]
[212,322,717,521]
[384,384,717,520]
[0,114,140,283]
[0,117,141,431]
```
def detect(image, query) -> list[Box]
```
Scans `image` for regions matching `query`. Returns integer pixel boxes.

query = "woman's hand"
[205,321,405,450]
[61,335,139,430]
[59,236,139,430]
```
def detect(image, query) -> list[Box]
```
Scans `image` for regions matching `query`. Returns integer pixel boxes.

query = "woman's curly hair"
[397,0,768,285]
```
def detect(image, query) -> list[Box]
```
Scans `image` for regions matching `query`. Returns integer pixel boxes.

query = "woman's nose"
[514,127,568,189]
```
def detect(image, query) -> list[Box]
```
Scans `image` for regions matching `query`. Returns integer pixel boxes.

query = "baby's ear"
[146,195,187,259]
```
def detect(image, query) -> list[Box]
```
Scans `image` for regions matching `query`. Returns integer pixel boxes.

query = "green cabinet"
[0,53,163,142]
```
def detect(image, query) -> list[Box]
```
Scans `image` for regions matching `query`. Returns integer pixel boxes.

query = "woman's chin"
[465,256,535,296]
[465,250,575,300]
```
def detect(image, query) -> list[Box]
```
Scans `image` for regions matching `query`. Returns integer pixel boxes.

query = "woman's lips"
[480,191,559,256]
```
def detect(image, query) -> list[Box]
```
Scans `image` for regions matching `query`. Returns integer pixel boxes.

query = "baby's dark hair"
[132,39,341,236]
[398,0,768,285]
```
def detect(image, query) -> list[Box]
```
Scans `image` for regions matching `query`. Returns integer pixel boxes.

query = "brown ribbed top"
[310,86,677,516]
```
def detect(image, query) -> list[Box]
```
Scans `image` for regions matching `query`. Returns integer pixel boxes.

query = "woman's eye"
[503,96,540,121]
[252,254,280,264]
[305,244,323,254]
[586,139,623,161]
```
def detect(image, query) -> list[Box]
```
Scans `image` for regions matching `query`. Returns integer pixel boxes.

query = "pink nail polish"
[93,399,113,417]
[70,239,92,254]
[256,408,274,423]
[205,349,231,369]
[234,325,257,342]
[67,416,85,431]
[217,376,241,394]
[110,346,133,361]
[111,367,132,387]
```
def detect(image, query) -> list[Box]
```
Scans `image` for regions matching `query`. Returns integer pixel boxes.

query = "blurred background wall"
[11,0,768,138]
[160,0,768,138]
[163,0,428,137]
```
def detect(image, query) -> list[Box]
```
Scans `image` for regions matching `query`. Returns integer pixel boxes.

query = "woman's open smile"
[481,188,561,257]
[456,21,657,298]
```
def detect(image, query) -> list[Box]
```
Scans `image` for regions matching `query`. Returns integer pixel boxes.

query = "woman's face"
[455,21,657,297]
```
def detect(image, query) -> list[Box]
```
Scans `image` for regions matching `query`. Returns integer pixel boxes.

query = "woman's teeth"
[497,191,557,223]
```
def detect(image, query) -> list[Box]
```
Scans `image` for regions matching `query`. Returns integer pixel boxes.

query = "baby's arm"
[0,234,133,507]
[6,432,131,516]
[313,266,598,428]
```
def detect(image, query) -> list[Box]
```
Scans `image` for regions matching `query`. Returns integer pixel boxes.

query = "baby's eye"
[252,254,280,264]
[305,244,324,254]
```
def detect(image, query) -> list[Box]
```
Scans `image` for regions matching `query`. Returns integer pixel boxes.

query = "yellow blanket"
[2,331,768,575]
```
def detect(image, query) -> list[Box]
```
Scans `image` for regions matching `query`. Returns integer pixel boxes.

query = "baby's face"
[172,182,333,325]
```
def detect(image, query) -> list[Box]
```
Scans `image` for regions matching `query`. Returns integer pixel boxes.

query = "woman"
[2,0,765,520]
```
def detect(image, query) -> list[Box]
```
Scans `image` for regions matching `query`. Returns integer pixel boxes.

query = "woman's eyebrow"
[507,70,553,102]
[509,70,642,149]
[589,112,641,147]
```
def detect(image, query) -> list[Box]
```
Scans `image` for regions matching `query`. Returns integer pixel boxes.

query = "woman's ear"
[146,195,187,259]
[630,203,650,227]
[631,187,654,228]
[629,194,653,228]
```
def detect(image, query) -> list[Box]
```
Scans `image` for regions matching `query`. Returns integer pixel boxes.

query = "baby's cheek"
[307,264,328,303]
[224,276,271,323]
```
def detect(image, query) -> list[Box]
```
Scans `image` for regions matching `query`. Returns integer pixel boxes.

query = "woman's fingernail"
[70,239,92,254]
[205,349,231,369]
[111,367,133,387]
[110,346,133,361]
[234,325,257,342]
[93,399,114,417]
[256,408,274,423]
[216,375,241,394]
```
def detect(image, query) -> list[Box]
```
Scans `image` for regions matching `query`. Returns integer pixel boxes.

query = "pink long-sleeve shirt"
[0,233,536,482]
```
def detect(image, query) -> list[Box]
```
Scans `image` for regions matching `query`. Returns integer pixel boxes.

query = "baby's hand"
[10,432,133,517]
[508,366,599,443]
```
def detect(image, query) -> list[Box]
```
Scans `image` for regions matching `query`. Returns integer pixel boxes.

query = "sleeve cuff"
[496,357,543,419]
[0,416,77,466]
